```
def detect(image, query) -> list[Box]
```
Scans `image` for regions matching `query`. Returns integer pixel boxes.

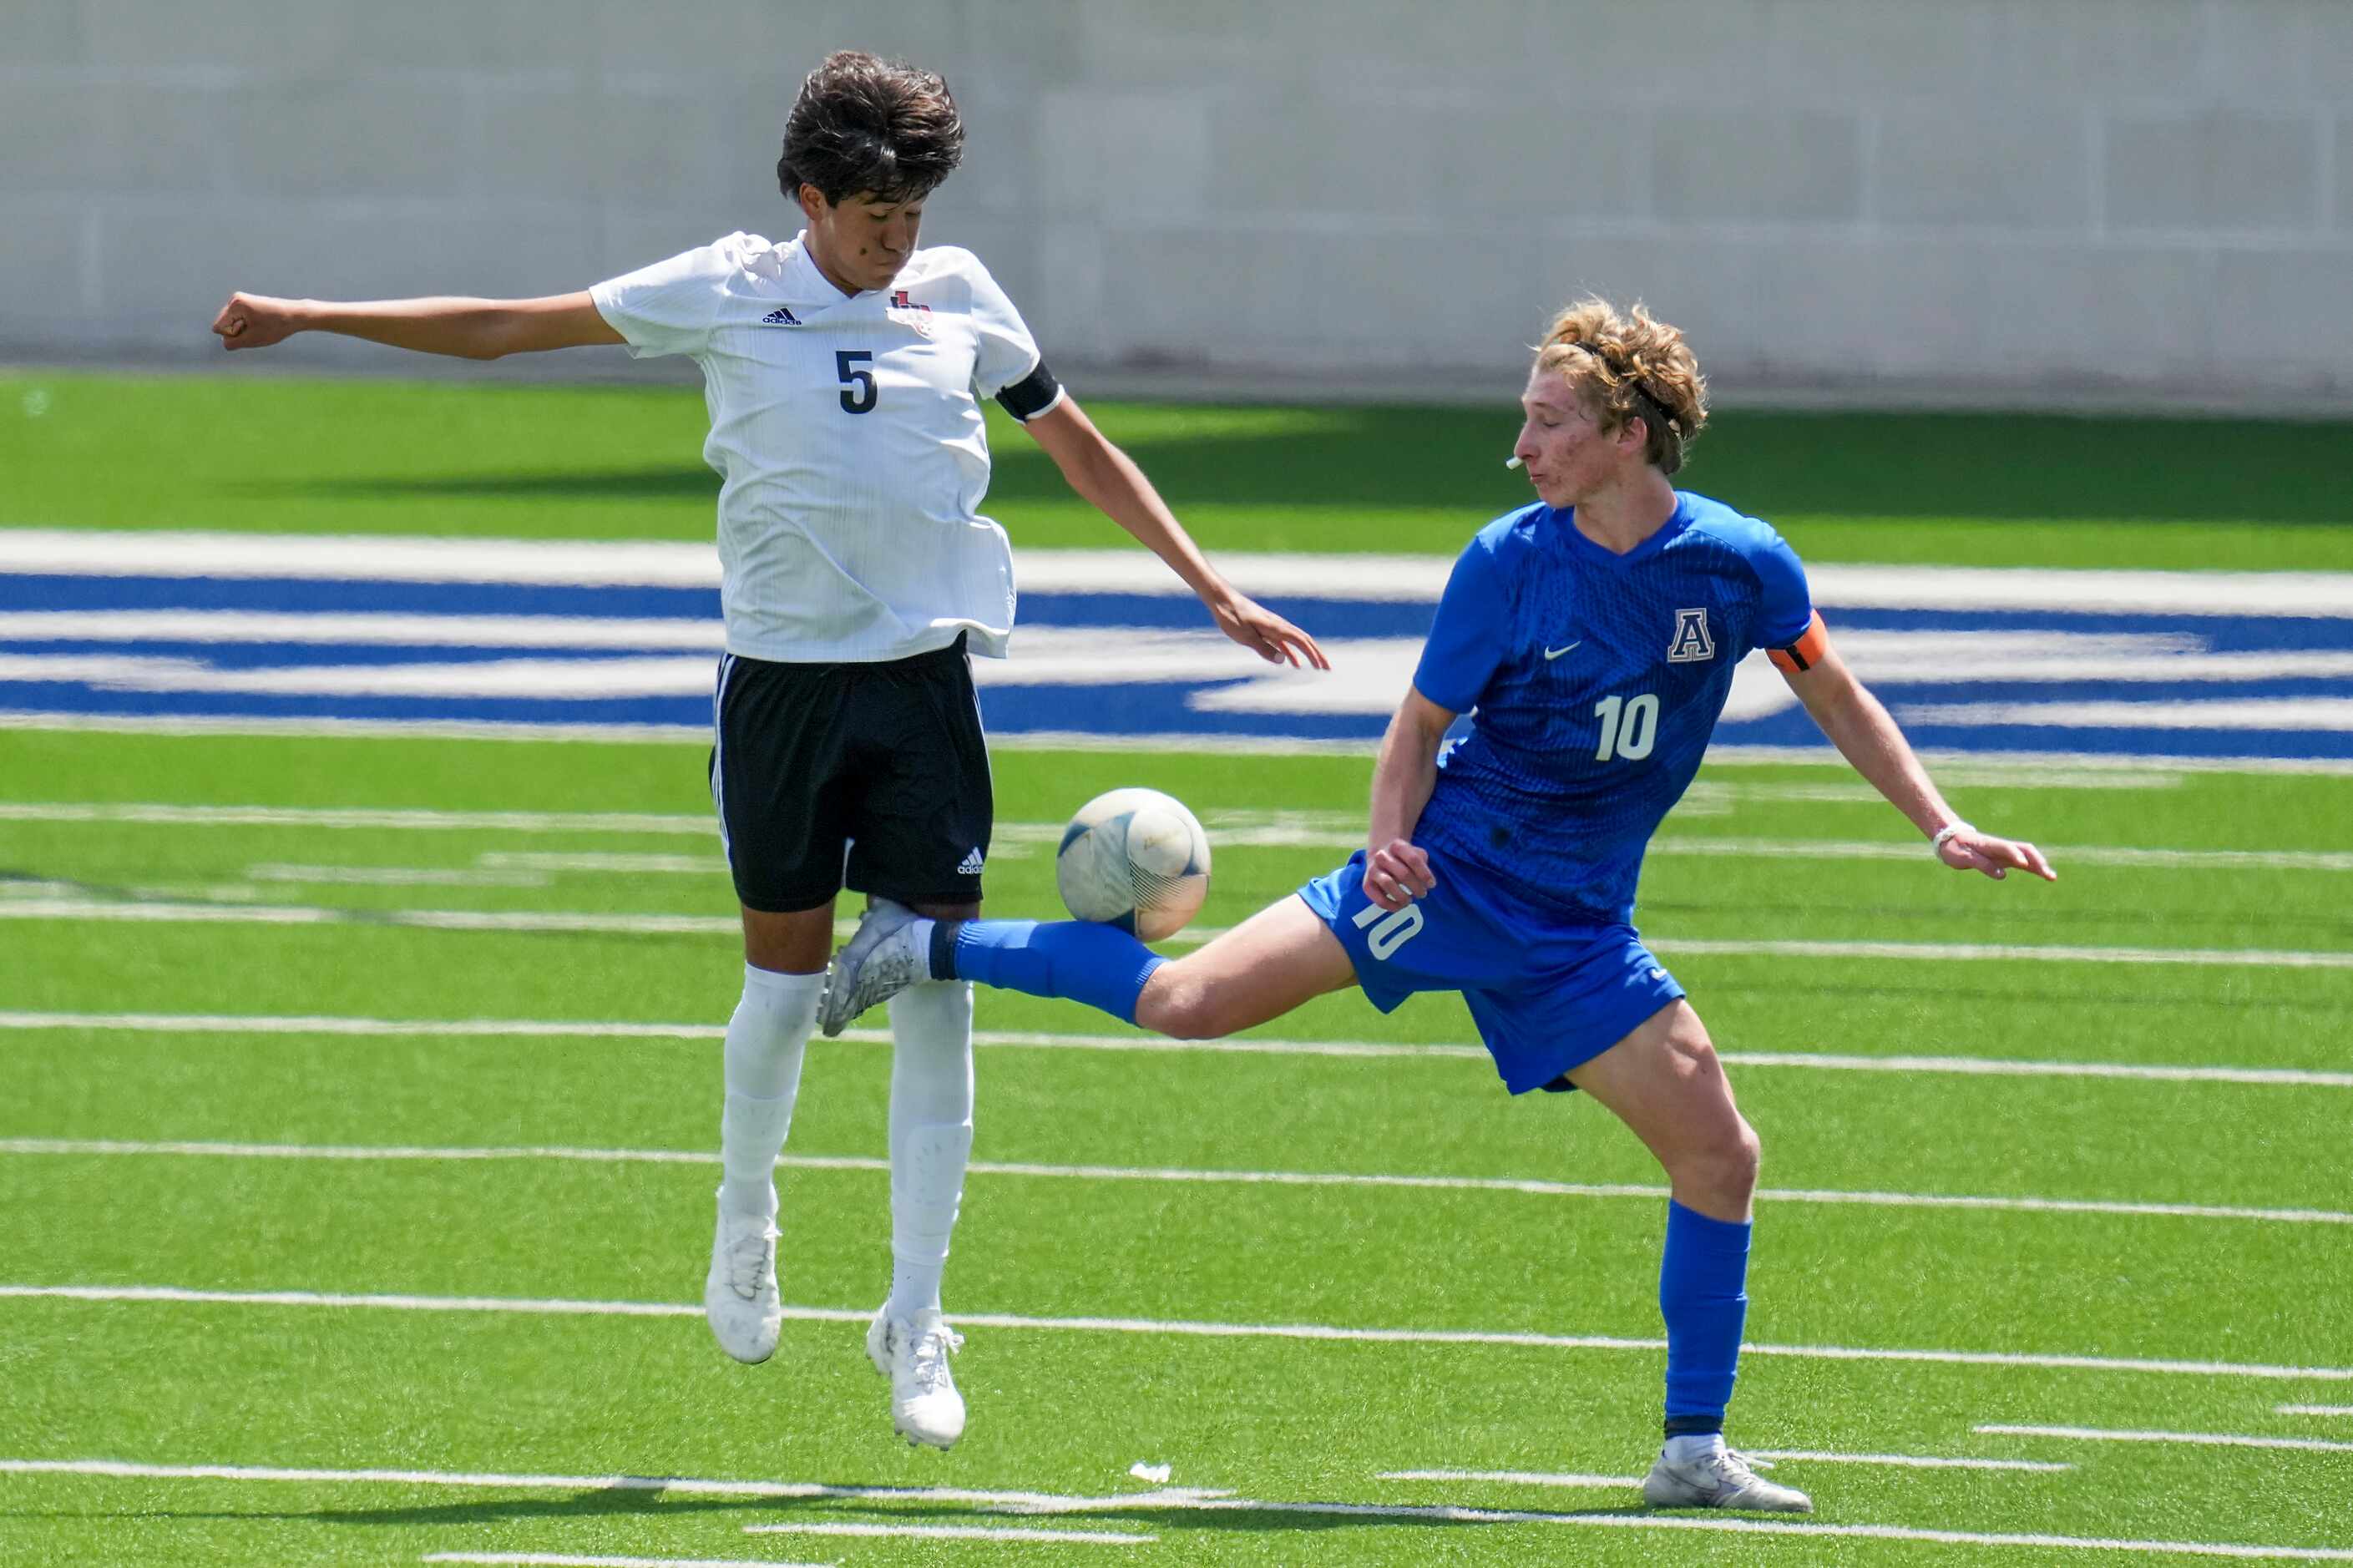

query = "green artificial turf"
[3,729,2350,1565]
[4,370,2351,1562]
[7,368,2353,567]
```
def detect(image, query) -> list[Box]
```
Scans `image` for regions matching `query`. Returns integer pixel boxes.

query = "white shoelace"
[906,1323,964,1393]
[1714,1449,1765,1485]
[724,1231,775,1299]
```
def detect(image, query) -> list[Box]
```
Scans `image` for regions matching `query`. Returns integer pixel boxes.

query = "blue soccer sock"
[1658,1199,1752,1439]
[933,919,1166,1026]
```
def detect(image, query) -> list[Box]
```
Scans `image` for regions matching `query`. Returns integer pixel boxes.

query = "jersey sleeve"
[1411,537,1511,713]
[962,255,1048,400]
[1741,525,1823,667]
[589,235,741,360]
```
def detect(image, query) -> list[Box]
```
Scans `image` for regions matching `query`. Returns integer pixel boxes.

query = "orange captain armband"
[1766,610,1830,675]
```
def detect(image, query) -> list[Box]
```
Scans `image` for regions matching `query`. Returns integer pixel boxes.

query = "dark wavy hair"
[777,51,964,206]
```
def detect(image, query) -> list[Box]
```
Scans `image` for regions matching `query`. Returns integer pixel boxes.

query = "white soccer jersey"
[590,231,1059,663]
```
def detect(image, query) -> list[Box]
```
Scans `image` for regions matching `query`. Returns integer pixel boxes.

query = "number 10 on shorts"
[1352,898,1425,959]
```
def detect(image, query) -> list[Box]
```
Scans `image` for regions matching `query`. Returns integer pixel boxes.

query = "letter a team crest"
[1667,608,1715,663]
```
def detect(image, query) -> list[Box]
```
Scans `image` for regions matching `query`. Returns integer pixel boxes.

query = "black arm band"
[994,359,1063,422]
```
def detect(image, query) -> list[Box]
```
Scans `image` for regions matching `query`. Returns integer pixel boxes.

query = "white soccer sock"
[883,978,975,1321]
[718,963,820,1222]
[1664,1433,1726,1464]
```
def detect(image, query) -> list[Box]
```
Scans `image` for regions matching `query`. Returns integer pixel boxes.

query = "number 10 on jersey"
[1593,693,1659,761]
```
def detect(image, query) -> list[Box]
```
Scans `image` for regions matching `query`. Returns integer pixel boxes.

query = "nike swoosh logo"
[1543,641,1581,660]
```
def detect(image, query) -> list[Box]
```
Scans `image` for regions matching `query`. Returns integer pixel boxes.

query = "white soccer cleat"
[1642,1441,1813,1513]
[703,1188,782,1364]
[866,1306,967,1449]
[817,898,926,1037]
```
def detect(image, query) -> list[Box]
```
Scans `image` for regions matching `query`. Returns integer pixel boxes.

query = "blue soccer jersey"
[1410,492,1817,926]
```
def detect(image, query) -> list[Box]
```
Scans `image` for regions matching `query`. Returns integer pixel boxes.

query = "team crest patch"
[888,289,934,337]
[1667,608,1715,663]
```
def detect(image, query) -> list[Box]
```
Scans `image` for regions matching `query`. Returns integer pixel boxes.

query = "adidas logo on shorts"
[957,847,985,875]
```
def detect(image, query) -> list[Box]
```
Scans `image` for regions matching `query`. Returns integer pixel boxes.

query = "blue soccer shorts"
[1297,848,1686,1095]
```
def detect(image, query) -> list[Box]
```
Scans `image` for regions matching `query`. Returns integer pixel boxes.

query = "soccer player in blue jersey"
[820,296,2057,1510]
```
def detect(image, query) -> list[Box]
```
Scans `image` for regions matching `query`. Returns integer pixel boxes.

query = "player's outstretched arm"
[1779,639,2057,883]
[210,291,624,359]
[1021,396,1328,670]
[1361,685,1455,910]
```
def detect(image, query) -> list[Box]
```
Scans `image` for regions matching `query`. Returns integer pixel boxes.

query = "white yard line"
[0,1456,1224,1515]
[0,610,729,650]
[474,852,719,874]
[0,898,741,935]
[1532,1516,2353,1559]
[0,710,717,746]
[4,1010,2347,1088]
[1743,1450,2073,1472]
[1381,1450,2073,1481]
[10,706,2353,771]
[0,1009,730,1041]
[1905,698,2353,733]
[428,1556,832,1568]
[2,1455,2340,1560]
[9,532,2353,617]
[1647,838,2353,873]
[3,1283,2347,1382]
[1657,938,2353,970]
[4,1138,2344,1228]
[1976,1424,2353,1454]
[16,797,2353,873]
[1375,1469,1643,1487]
[245,864,553,888]
[2279,1405,2353,1418]
[12,893,2353,970]
[1706,744,2353,779]
[0,801,716,834]
[1714,1052,2353,1089]
[745,1521,1152,1544]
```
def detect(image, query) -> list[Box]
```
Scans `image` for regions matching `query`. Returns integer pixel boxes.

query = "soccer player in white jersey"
[210,49,1325,1450]
[825,298,2057,1507]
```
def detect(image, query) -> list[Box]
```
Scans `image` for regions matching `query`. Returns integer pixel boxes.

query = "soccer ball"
[1055,787,1212,941]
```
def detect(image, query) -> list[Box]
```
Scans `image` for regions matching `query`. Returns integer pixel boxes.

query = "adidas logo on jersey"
[957,847,985,875]
[760,306,802,326]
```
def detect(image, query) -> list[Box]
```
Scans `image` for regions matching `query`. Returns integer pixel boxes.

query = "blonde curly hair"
[1534,297,1708,475]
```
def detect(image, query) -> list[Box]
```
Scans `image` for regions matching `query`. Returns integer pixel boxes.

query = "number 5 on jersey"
[1593,693,1659,761]
[837,350,877,413]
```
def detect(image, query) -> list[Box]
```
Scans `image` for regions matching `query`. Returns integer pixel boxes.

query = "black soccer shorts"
[707,635,993,914]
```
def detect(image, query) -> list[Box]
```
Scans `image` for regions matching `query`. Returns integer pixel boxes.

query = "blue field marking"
[5,536,2352,762]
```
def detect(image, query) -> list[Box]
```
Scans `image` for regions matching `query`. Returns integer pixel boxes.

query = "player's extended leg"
[1565,999,1810,1514]
[820,893,1357,1039]
[1132,895,1360,1037]
[868,894,980,1450]
[706,902,833,1365]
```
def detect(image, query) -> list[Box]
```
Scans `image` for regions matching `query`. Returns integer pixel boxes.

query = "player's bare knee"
[1720,1118,1762,1204]
[1665,1116,1758,1212]
[1138,973,1220,1039]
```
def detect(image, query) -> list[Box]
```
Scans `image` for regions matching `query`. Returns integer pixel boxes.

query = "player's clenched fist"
[211,292,302,350]
[1363,837,1435,911]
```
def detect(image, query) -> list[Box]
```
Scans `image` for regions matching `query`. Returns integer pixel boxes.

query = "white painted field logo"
[3,536,2352,766]
[1667,608,1715,663]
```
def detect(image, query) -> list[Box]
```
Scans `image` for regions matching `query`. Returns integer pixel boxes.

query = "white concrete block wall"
[0,0,2346,401]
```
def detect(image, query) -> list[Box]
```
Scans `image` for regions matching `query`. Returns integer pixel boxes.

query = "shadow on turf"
[8,1489,1660,1536]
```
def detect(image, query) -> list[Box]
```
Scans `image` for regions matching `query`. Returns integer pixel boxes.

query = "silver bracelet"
[1930,821,1973,857]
